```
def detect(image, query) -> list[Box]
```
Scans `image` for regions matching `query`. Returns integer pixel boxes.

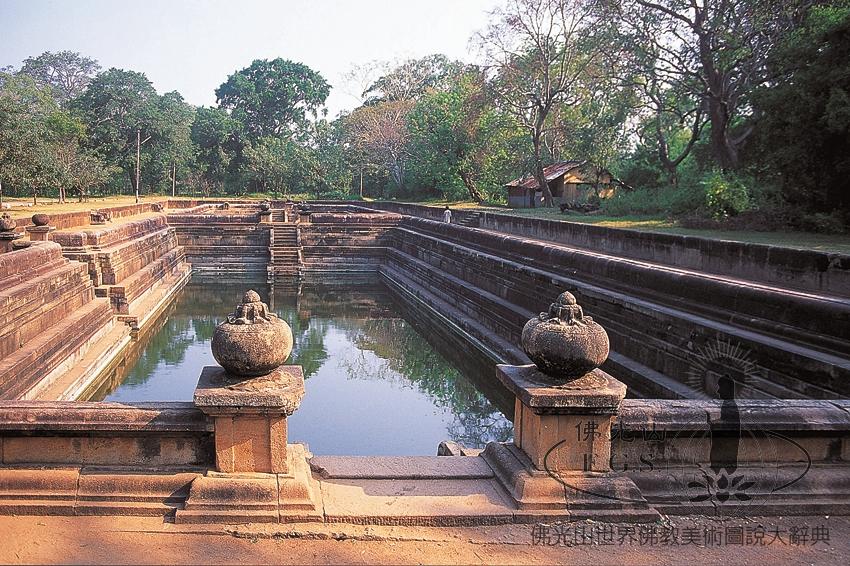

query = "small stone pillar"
[259,201,272,224]
[499,365,625,473]
[194,365,303,474]
[0,213,24,253]
[26,214,54,241]
[195,290,296,473]
[179,290,319,524]
[483,292,656,521]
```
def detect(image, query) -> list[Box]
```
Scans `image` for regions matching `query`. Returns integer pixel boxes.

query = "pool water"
[90,276,514,455]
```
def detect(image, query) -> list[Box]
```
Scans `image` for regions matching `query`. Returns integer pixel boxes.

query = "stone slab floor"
[0,515,847,565]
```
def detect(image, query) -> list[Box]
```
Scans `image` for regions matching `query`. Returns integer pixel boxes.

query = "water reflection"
[91,275,514,455]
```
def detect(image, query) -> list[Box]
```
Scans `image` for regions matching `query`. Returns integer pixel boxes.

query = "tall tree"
[748,3,850,211]
[610,0,808,170]
[407,69,498,201]
[479,0,608,206]
[344,100,413,193]
[73,68,160,193]
[243,136,318,196]
[0,73,63,204]
[191,106,243,195]
[362,54,464,104]
[19,51,100,106]
[215,58,330,140]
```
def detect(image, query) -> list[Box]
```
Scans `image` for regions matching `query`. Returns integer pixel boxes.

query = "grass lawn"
[5,194,850,255]
[1,195,149,220]
[405,199,850,255]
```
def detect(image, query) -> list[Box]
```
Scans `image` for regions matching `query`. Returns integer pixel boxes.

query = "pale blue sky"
[0,0,501,116]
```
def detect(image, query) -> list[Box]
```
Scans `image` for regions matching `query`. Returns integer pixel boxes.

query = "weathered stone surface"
[480,442,658,522]
[382,216,850,399]
[310,456,495,480]
[496,364,626,413]
[194,366,304,412]
[0,242,115,399]
[521,291,609,380]
[211,290,293,377]
[194,366,304,474]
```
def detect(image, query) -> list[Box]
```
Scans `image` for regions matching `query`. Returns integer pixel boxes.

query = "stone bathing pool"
[86,275,514,455]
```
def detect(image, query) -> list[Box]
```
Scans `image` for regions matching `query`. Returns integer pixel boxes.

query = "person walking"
[443,206,452,223]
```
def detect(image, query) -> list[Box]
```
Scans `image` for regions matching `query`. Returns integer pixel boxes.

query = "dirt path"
[0,515,846,565]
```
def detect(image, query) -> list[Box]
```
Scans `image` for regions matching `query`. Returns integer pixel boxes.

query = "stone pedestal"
[0,232,24,253]
[26,225,55,241]
[500,364,625,473]
[259,210,272,224]
[179,365,321,523]
[194,365,304,474]
[482,364,658,522]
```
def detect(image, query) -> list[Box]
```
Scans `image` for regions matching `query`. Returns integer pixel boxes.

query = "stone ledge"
[194,366,304,414]
[310,456,495,480]
[496,364,626,414]
[0,401,211,432]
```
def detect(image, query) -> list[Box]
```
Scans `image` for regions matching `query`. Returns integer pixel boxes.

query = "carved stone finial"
[31,213,49,227]
[211,289,293,377]
[521,291,609,381]
[0,213,16,232]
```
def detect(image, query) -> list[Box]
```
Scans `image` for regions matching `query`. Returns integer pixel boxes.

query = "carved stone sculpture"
[211,290,293,377]
[521,291,609,381]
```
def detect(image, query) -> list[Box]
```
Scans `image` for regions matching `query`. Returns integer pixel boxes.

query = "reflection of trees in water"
[120,317,196,387]
[107,276,512,446]
[339,317,512,447]
[273,306,329,379]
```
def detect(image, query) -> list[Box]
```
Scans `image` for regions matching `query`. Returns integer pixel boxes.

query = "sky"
[0,0,502,117]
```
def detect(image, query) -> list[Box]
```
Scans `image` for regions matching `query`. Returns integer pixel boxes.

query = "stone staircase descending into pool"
[377,215,850,401]
[0,242,123,400]
[267,210,302,278]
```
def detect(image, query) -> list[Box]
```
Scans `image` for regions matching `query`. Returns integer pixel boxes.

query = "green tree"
[611,0,806,171]
[479,0,610,207]
[748,3,850,212]
[407,70,509,201]
[143,91,196,196]
[19,50,100,106]
[243,136,318,196]
[73,68,160,194]
[0,73,63,204]
[215,58,330,140]
[191,106,243,195]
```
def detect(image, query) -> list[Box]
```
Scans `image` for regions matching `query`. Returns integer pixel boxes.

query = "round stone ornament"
[0,213,16,232]
[521,291,609,381]
[211,290,293,377]
[31,213,49,226]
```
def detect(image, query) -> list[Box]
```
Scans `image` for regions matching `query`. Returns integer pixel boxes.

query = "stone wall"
[299,212,402,275]
[0,242,115,399]
[0,401,212,516]
[359,201,850,297]
[615,399,850,515]
[52,214,190,319]
[380,217,850,400]
[12,201,167,232]
[168,210,269,274]
[0,397,846,516]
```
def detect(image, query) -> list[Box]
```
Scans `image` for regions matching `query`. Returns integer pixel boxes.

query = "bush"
[600,184,703,217]
[703,171,752,219]
[800,211,847,234]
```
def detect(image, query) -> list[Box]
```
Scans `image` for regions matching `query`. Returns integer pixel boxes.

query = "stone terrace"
[0,242,117,400]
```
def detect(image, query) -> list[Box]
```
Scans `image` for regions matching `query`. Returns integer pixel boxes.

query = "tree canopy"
[1,4,847,230]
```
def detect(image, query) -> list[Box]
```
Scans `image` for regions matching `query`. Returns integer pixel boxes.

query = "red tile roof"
[504,160,587,189]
